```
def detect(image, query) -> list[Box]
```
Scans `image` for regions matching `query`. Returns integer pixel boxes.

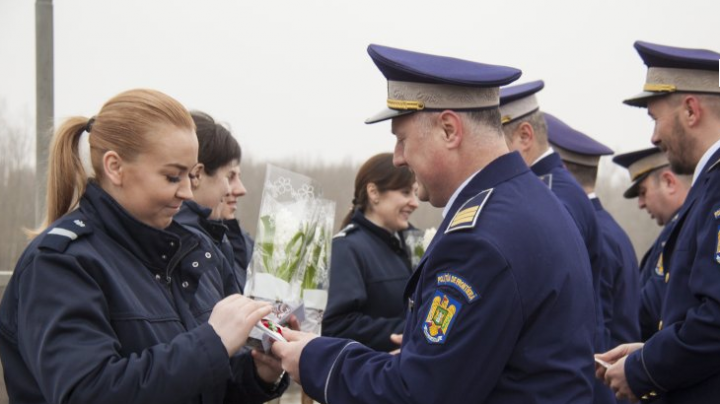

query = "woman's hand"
[208,294,272,356]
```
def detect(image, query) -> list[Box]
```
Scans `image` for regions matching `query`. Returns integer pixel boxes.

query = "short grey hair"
[502,110,548,146]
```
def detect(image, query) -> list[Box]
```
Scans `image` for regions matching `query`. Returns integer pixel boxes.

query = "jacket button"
[182,281,189,288]
[205,252,212,259]
[161,254,167,261]
[192,261,199,268]
[169,241,175,247]
[665,272,669,283]
[155,274,161,281]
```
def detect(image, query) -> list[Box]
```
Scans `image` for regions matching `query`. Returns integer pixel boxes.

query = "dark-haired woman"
[322,153,418,352]
[174,111,253,291]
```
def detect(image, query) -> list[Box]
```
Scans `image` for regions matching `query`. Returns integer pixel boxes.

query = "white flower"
[422,227,437,250]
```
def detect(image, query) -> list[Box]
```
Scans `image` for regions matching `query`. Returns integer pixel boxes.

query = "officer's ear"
[515,122,535,148]
[190,164,204,189]
[660,170,678,194]
[103,150,124,186]
[366,183,380,204]
[438,110,463,149]
[680,95,703,128]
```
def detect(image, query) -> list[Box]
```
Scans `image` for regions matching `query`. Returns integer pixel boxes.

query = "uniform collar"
[444,152,529,221]
[590,196,603,211]
[530,150,563,177]
[81,181,193,271]
[531,147,555,166]
[176,200,228,244]
[692,137,720,186]
[351,209,405,253]
[442,169,481,218]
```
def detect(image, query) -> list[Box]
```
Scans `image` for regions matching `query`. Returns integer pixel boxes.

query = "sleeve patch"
[654,252,665,276]
[715,224,720,264]
[422,290,462,344]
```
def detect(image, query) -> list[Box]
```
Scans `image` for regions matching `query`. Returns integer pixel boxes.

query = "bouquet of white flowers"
[404,227,437,270]
[245,165,335,340]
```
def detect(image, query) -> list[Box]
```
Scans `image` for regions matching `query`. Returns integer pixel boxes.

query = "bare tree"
[0,108,35,272]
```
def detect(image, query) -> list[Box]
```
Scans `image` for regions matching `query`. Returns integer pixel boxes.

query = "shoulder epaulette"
[445,188,493,234]
[334,223,358,238]
[539,174,553,189]
[38,218,92,252]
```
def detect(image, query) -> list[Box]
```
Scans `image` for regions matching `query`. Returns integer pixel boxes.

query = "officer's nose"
[234,178,247,197]
[408,194,419,210]
[650,126,661,147]
[393,147,406,168]
[177,176,194,201]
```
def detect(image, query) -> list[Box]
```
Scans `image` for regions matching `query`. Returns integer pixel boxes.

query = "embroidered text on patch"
[437,273,478,302]
[423,291,461,344]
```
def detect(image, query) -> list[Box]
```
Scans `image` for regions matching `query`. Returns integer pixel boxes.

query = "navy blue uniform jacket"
[533,153,616,404]
[298,152,596,404]
[223,218,254,290]
[532,152,608,350]
[0,182,285,404]
[174,201,249,293]
[593,197,640,347]
[626,147,720,403]
[322,210,412,352]
[638,217,677,342]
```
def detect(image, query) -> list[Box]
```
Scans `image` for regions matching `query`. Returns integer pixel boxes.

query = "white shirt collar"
[531,147,555,167]
[587,192,597,200]
[692,138,720,186]
[442,169,482,218]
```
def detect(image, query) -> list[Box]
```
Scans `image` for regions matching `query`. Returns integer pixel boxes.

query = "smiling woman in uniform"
[322,152,418,352]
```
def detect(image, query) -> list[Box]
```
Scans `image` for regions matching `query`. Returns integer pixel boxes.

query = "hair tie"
[79,119,95,178]
[85,116,96,133]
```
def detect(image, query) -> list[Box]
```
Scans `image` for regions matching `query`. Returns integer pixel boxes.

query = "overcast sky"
[1,0,719,168]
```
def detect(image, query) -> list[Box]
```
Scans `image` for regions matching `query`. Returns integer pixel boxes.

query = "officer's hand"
[604,355,639,402]
[594,342,643,381]
[208,294,272,356]
[270,328,318,384]
[252,349,285,385]
[389,333,403,355]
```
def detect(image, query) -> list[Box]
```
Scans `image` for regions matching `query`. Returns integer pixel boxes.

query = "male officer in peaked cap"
[613,148,690,342]
[272,44,596,404]
[546,112,641,353]
[597,41,720,403]
[499,82,615,404]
